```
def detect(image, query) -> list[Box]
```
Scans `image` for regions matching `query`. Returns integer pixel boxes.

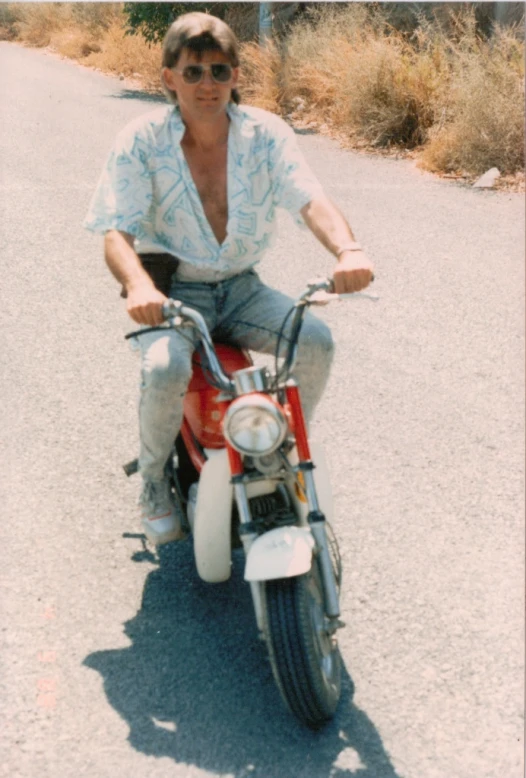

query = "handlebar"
[295,277,379,305]
[127,277,378,394]
[161,300,235,393]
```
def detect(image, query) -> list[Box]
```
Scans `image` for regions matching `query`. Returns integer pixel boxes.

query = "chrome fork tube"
[304,468,320,511]
[303,469,341,618]
[233,481,265,633]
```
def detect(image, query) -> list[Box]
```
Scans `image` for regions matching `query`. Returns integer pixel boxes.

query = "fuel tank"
[183,345,252,448]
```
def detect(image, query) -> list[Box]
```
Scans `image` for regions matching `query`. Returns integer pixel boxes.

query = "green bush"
[122,2,256,44]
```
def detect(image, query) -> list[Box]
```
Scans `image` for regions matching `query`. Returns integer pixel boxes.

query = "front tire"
[265,561,342,728]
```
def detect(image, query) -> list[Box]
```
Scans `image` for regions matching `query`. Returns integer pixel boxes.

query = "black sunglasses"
[174,63,233,85]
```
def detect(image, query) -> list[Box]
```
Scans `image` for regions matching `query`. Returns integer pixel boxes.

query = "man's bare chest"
[183,146,228,215]
[180,143,229,243]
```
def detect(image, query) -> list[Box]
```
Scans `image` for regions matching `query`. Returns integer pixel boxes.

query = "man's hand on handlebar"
[126,281,168,326]
[332,251,374,295]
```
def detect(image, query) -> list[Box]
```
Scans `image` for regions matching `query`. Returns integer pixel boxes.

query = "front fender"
[193,450,291,583]
[193,449,233,583]
[244,526,314,582]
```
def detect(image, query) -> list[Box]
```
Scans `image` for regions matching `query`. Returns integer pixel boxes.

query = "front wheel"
[265,561,342,728]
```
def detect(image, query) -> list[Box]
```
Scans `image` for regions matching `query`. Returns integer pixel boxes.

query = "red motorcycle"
[125,277,377,727]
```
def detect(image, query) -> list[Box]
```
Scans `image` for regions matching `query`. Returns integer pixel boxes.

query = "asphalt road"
[1,43,524,778]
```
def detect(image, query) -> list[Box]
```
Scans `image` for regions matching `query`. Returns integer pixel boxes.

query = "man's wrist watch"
[336,242,363,257]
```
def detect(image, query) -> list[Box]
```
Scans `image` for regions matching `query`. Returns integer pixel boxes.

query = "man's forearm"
[300,196,359,257]
[301,196,373,294]
[104,230,167,324]
[104,230,154,293]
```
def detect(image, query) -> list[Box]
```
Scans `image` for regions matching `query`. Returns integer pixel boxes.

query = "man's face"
[163,48,239,123]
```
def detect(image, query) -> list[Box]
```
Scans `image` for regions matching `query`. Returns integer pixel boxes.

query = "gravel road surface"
[1,43,524,778]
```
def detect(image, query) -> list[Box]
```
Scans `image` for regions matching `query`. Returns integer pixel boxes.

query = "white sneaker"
[139,479,185,545]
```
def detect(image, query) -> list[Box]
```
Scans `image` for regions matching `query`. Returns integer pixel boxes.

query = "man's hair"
[161,12,241,105]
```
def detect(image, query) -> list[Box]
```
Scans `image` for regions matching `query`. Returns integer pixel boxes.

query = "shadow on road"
[292,127,318,136]
[108,88,165,103]
[84,541,402,778]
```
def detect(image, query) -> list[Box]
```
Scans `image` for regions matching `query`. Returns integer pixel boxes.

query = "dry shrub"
[283,4,524,172]
[84,20,162,91]
[69,2,121,34]
[53,28,102,60]
[239,40,283,113]
[336,37,440,147]
[283,5,440,147]
[420,25,525,174]
[0,3,22,40]
[224,3,259,43]
[283,34,348,121]
[10,2,72,47]
[4,2,121,57]
[282,4,370,118]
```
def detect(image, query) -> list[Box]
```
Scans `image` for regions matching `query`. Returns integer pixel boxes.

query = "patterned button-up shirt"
[84,103,325,276]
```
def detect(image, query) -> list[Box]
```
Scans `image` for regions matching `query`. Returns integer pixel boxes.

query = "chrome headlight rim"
[223,395,288,456]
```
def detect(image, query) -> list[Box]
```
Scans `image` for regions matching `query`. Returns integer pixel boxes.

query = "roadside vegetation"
[0,2,523,183]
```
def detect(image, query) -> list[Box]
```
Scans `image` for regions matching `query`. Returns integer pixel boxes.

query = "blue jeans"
[136,270,334,481]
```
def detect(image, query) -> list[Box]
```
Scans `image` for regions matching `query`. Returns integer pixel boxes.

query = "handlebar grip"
[327,271,375,294]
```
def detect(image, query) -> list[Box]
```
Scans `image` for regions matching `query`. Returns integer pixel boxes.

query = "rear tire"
[265,561,342,728]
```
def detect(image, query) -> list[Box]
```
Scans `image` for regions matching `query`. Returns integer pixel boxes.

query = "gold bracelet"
[336,243,363,257]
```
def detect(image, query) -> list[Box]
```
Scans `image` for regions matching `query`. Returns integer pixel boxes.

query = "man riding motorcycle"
[84,12,374,545]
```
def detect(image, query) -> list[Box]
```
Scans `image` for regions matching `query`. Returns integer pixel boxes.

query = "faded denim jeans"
[136,269,334,481]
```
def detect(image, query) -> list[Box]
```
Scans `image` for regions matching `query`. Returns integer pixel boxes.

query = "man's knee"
[141,340,193,393]
[299,317,335,365]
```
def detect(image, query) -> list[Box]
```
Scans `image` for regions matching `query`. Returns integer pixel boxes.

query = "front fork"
[225,443,267,632]
[286,380,341,621]
[227,382,341,633]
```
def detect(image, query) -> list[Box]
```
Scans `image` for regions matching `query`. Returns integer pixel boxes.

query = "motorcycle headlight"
[224,395,288,456]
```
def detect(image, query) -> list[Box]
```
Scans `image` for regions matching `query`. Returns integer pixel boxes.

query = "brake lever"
[309,290,380,305]
[337,291,380,302]
[161,299,181,320]
[161,299,190,328]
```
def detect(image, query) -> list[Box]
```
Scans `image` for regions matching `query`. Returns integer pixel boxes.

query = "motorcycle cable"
[271,302,307,392]
[271,305,295,391]
[193,341,227,392]
[124,323,184,341]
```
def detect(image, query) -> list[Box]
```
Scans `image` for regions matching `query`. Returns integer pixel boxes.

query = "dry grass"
[282,5,442,148]
[280,4,524,174]
[238,40,283,114]
[0,3,119,49]
[223,3,259,43]
[282,5,368,121]
[335,37,439,147]
[83,20,162,89]
[420,25,525,175]
[1,2,73,46]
